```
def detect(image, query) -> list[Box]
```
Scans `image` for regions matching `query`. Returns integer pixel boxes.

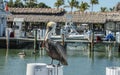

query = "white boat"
[50,35,62,39]
[50,22,87,40]
[66,33,85,40]
[67,42,87,50]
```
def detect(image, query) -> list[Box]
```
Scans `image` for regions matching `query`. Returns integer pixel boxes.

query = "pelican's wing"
[47,39,68,65]
[51,41,68,65]
[54,41,68,65]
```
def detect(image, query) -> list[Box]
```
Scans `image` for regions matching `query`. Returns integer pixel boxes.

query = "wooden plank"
[0,37,118,44]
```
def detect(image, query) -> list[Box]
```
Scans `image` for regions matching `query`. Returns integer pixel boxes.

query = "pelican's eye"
[48,27,52,31]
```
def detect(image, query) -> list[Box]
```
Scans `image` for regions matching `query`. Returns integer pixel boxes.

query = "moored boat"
[50,22,88,40]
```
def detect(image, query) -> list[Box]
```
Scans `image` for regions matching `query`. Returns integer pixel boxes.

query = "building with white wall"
[0,0,10,37]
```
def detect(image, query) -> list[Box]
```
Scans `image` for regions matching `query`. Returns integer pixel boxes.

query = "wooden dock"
[0,37,117,43]
[0,37,119,52]
[0,37,118,45]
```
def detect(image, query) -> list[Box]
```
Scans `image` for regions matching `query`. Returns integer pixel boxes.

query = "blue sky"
[38,0,120,12]
[10,0,120,12]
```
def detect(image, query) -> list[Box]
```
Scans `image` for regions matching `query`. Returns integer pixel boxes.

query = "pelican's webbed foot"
[48,59,55,67]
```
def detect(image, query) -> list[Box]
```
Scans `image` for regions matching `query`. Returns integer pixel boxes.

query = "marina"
[0,36,119,50]
[0,49,120,75]
[1,0,120,75]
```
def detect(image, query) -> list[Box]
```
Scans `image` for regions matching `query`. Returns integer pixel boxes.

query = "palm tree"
[100,7,107,12]
[68,0,79,12]
[109,7,114,11]
[90,0,99,12]
[54,0,64,9]
[24,0,37,3]
[78,1,90,12]
[37,2,50,8]
[25,1,37,7]
[14,0,24,7]
[7,0,14,7]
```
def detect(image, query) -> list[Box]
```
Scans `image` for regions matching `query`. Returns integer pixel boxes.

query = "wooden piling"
[34,29,37,53]
[118,44,120,52]
[88,43,91,52]
[62,34,65,46]
[6,28,9,50]
[90,30,94,51]
[62,34,67,50]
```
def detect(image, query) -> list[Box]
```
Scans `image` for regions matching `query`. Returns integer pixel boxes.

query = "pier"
[0,37,117,43]
[0,37,119,52]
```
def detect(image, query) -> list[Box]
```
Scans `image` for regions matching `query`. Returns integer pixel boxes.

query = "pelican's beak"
[45,26,52,38]
[43,21,56,47]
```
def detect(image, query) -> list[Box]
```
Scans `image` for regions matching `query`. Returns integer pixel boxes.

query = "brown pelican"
[44,21,68,66]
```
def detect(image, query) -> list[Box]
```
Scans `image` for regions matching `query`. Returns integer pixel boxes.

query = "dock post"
[62,34,67,49]
[62,34,65,46]
[62,34,67,50]
[88,28,94,61]
[6,28,10,60]
[6,28,9,50]
[90,30,94,52]
[26,63,63,75]
[34,29,37,53]
[39,41,45,56]
[118,44,120,52]
[88,43,91,52]
[88,43,94,60]
[108,44,112,57]
[106,67,120,75]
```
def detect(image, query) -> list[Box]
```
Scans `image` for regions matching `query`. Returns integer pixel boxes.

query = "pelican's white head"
[45,21,56,41]
[47,21,56,30]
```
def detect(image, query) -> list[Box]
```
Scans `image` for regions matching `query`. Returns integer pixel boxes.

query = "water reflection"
[0,49,120,75]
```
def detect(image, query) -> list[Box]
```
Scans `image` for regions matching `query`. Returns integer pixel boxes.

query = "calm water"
[0,48,120,75]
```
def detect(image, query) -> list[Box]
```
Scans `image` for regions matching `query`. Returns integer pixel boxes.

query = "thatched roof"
[9,8,65,14]
[7,14,65,22]
[104,12,120,21]
[69,12,106,23]
[7,8,66,22]
[7,8,120,23]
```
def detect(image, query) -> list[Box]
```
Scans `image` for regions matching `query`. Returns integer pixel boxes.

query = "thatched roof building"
[68,12,106,23]
[7,7,120,24]
[7,8,66,22]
